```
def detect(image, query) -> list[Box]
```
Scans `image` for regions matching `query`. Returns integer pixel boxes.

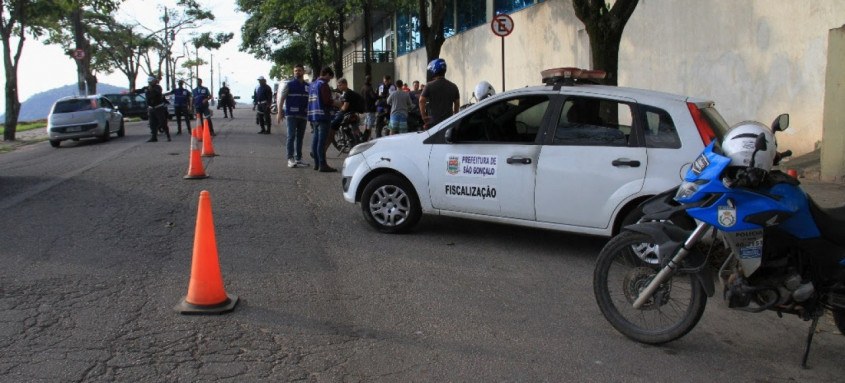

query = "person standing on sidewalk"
[254,76,274,134]
[419,58,459,130]
[192,78,214,136]
[360,75,378,141]
[136,75,170,142]
[385,80,413,135]
[307,66,339,172]
[169,79,192,135]
[277,64,310,168]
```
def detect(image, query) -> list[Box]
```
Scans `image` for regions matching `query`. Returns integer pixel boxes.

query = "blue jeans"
[311,120,331,166]
[286,117,307,160]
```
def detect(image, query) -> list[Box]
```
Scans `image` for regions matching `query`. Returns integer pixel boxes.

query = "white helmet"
[722,121,777,171]
[147,76,157,83]
[257,76,266,81]
[474,81,495,101]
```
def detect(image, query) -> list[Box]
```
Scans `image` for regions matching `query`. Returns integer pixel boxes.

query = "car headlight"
[348,141,375,156]
[674,180,705,201]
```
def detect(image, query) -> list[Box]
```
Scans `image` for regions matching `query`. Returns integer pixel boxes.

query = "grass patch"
[0,120,46,135]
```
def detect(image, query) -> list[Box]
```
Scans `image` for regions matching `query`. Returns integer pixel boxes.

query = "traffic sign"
[491,14,514,37]
[73,48,85,60]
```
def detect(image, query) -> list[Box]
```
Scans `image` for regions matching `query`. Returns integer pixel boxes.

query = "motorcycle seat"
[808,198,845,246]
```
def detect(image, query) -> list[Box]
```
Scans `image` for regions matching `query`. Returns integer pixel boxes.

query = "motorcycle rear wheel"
[594,231,707,345]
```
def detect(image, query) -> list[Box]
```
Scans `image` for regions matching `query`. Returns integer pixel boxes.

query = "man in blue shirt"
[192,78,214,136]
[169,79,192,135]
[308,66,339,172]
[277,64,310,168]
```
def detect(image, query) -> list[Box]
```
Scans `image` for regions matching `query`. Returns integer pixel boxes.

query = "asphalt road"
[0,114,842,382]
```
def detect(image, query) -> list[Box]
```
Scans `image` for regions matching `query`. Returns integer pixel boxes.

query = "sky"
[0,0,272,108]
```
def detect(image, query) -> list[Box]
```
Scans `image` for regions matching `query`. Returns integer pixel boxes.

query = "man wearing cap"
[253,76,274,134]
[136,75,170,142]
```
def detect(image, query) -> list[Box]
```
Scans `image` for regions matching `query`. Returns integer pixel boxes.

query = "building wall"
[821,26,845,181]
[393,0,845,157]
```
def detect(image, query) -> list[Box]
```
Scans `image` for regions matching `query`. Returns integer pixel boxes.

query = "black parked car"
[103,93,148,120]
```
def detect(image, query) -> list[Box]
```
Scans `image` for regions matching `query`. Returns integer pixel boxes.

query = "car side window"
[101,98,114,110]
[452,95,550,143]
[643,107,681,149]
[553,97,633,147]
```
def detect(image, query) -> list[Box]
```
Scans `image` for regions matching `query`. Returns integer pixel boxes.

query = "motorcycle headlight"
[674,180,704,201]
[348,141,375,156]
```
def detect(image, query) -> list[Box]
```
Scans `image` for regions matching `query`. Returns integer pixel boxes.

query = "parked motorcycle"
[332,112,362,154]
[593,114,845,367]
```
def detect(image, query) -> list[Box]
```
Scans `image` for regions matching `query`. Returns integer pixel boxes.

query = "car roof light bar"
[541,67,607,87]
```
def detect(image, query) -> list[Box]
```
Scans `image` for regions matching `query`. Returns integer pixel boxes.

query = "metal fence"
[342,50,395,68]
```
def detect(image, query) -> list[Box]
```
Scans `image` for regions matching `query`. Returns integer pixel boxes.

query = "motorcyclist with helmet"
[419,58,460,130]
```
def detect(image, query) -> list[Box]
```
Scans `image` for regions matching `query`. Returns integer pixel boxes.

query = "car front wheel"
[360,174,421,234]
[117,120,125,137]
[49,140,60,148]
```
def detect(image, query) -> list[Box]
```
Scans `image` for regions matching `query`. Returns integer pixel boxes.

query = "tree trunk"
[572,0,639,86]
[418,0,447,73]
[1,1,26,141]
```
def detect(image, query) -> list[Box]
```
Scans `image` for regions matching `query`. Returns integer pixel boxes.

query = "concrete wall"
[821,26,845,181]
[393,0,845,157]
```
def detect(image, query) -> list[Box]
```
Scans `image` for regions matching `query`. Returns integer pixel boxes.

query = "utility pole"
[210,54,214,106]
[163,7,171,91]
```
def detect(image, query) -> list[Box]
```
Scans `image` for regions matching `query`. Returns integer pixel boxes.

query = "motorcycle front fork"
[633,222,712,309]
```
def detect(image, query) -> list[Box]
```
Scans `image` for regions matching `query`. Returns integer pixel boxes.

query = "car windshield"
[54,99,96,113]
[699,106,729,142]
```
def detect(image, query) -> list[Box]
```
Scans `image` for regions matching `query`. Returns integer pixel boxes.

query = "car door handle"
[506,157,532,165]
[612,159,641,167]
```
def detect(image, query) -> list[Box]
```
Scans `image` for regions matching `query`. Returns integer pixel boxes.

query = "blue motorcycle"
[593,114,845,367]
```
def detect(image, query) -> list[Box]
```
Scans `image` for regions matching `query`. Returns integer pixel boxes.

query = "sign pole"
[501,37,505,92]
[491,14,514,93]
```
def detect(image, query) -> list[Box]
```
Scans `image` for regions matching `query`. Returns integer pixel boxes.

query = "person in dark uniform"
[419,58,460,130]
[192,78,214,136]
[253,76,274,134]
[218,82,234,118]
[169,79,192,135]
[136,75,170,142]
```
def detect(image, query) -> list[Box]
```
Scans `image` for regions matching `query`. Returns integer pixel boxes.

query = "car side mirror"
[771,113,789,132]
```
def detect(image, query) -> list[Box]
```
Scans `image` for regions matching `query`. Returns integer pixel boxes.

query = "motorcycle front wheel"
[594,231,707,345]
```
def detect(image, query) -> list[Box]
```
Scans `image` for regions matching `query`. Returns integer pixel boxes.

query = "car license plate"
[65,126,82,132]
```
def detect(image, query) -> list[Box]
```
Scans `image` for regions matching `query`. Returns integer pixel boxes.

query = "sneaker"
[287,159,297,168]
[296,160,309,167]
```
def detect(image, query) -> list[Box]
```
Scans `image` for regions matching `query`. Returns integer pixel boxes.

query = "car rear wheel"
[49,140,60,148]
[360,174,421,234]
[117,120,125,137]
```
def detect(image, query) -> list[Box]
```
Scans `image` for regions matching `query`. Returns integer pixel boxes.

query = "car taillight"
[687,102,716,146]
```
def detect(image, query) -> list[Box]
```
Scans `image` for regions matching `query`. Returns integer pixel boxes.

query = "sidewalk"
[778,149,845,209]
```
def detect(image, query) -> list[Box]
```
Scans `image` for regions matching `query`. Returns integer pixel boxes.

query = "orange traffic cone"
[175,190,238,314]
[195,114,204,142]
[183,126,209,179]
[201,117,217,157]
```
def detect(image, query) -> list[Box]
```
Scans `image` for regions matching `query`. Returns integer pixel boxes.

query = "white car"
[341,67,730,237]
[47,95,125,148]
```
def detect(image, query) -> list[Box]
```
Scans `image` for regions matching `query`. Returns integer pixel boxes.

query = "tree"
[573,0,639,86]
[238,0,347,78]
[1,0,57,141]
[88,20,156,92]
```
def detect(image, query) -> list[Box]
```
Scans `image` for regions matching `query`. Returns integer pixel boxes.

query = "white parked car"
[341,67,730,236]
[47,95,125,148]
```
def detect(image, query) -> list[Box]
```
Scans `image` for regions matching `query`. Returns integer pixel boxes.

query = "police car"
[341,67,730,236]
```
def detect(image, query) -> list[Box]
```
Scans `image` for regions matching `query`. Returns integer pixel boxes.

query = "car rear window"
[698,106,729,142]
[54,99,96,113]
